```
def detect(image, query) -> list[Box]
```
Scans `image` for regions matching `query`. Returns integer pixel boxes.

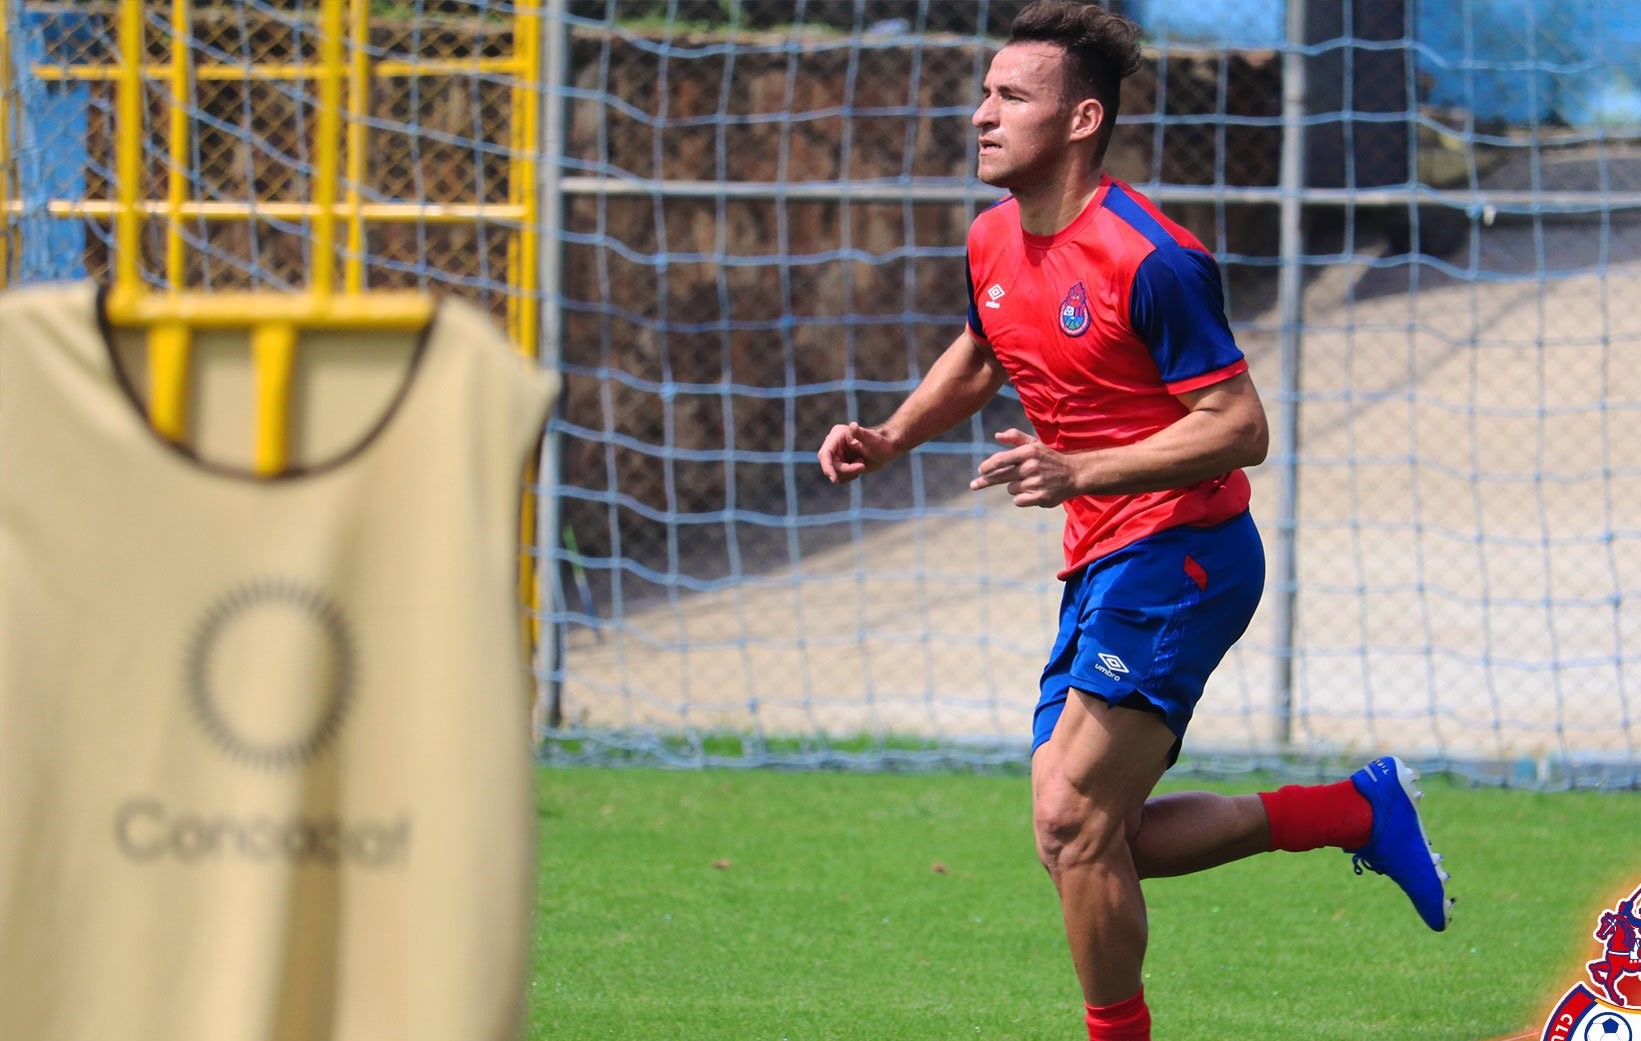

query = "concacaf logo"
[1541,883,1641,1041]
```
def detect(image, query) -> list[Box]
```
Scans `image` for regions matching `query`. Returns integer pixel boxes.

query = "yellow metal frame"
[0,4,542,312]
[65,0,543,474]
[4,0,549,663]
[33,57,525,82]
[6,0,548,662]
[18,199,523,221]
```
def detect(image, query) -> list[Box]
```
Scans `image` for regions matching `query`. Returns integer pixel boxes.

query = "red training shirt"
[965,175,1252,579]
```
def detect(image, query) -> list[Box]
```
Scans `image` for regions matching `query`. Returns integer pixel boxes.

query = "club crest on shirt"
[1058,281,1090,337]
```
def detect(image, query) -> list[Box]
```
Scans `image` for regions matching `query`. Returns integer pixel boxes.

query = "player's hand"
[969,428,1081,508]
[817,422,898,484]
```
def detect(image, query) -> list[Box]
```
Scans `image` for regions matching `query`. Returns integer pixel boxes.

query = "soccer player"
[815,3,1452,1039]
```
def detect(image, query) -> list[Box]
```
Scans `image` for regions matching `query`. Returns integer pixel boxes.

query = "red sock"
[1085,988,1150,1041]
[1258,779,1373,852]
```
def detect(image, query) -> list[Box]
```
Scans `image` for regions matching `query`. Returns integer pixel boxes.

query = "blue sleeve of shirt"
[965,251,987,341]
[1128,245,1242,385]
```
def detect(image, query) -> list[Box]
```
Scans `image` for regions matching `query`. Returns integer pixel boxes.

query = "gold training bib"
[0,282,558,1041]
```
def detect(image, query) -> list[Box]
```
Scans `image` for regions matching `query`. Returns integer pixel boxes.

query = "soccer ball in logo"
[1586,1013,1633,1041]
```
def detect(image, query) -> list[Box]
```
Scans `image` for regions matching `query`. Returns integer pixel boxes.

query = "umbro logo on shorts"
[1096,652,1130,679]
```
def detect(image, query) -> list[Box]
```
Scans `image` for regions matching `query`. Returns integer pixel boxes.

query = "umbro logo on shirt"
[985,283,1005,309]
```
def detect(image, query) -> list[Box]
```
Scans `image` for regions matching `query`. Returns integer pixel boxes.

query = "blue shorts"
[1033,511,1264,758]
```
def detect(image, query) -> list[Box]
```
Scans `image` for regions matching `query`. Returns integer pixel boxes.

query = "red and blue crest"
[1058,281,1090,337]
[1541,883,1641,1040]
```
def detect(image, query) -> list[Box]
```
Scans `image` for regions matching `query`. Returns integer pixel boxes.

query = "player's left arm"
[969,372,1267,507]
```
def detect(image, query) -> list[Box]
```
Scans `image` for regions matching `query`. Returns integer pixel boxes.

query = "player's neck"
[1012,165,1105,237]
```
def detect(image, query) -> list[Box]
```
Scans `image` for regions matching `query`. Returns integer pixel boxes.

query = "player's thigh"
[1031,690,1177,852]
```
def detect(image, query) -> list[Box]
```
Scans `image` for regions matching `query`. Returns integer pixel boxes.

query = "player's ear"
[1068,97,1104,145]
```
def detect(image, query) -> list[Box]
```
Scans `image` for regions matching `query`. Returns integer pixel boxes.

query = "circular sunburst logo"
[186,579,355,769]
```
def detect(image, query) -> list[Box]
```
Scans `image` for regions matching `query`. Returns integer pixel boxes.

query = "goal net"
[541,0,1641,787]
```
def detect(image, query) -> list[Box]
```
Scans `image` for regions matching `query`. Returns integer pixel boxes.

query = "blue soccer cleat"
[1345,756,1453,932]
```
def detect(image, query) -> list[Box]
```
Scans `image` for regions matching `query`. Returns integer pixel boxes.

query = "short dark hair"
[1008,0,1142,161]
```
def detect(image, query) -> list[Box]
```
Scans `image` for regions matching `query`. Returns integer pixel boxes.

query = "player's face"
[972,42,1081,189]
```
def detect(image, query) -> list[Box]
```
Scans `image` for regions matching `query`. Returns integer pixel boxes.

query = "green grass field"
[531,766,1641,1041]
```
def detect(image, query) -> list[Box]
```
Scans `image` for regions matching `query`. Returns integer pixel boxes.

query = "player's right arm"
[817,327,1008,484]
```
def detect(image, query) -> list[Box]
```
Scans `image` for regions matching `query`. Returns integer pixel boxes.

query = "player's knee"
[1032,791,1128,875]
